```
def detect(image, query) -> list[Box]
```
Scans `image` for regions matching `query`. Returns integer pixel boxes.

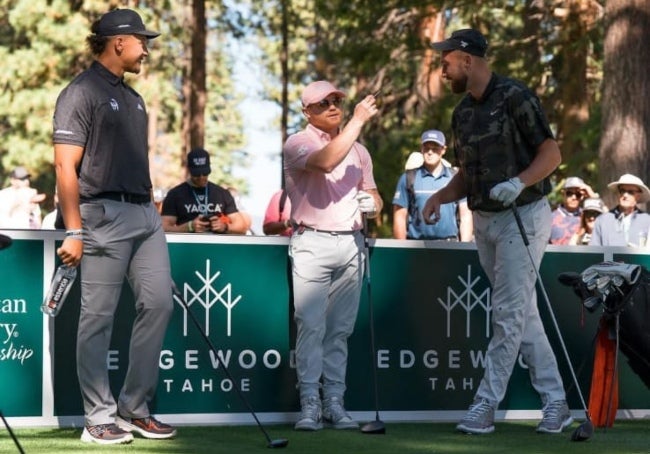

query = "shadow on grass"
[3,420,650,454]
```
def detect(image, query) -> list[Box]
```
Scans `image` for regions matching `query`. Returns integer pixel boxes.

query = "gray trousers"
[289,230,365,401]
[78,199,173,426]
[473,198,566,407]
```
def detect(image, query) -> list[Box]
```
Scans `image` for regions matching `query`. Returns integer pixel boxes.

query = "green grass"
[2,420,649,454]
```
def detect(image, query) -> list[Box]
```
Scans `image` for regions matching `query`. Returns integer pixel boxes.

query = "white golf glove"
[489,177,525,206]
[356,190,376,213]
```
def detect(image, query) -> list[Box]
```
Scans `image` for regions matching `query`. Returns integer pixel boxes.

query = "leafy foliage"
[0,0,247,212]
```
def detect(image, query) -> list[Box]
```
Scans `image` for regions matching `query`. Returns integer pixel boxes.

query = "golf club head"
[583,296,602,312]
[558,272,593,301]
[0,233,12,250]
[558,272,581,287]
[570,420,594,442]
[360,420,386,434]
[267,438,289,448]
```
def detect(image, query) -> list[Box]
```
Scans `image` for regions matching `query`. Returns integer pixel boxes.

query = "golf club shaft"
[0,410,25,454]
[511,205,590,413]
[171,282,275,444]
[363,215,381,421]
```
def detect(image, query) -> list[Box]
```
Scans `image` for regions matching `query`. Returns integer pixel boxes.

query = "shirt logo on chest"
[110,98,119,111]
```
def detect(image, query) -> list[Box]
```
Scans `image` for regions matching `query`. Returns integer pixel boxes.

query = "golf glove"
[489,177,525,206]
[356,190,376,213]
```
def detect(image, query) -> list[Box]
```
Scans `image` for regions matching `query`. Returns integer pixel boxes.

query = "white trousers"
[473,198,566,407]
[289,230,364,401]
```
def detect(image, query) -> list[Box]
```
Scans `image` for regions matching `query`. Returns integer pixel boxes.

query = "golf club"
[359,214,386,435]
[511,205,594,441]
[0,233,12,250]
[171,281,288,449]
[0,410,25,454]
[0,234,23,451]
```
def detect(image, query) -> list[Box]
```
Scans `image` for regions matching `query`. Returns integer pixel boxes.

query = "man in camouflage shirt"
[423,29,572,436]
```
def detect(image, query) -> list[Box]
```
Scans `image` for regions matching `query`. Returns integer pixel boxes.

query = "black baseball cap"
[95,9,160,39]
[187,148,211,176]
[431,29,488,57]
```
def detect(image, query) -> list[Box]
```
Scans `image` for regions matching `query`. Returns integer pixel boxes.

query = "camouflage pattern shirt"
[451,73,554,212]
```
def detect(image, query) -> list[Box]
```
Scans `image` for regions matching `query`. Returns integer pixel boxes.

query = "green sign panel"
[0,239,43,416]
[1,233,648,421]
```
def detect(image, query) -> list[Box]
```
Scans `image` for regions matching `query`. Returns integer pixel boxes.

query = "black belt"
[93,192,151,204]
[295,224,358,235]
[410,235,458,241]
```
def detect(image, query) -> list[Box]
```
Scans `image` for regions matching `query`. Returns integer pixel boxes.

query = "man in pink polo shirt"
[284,80,382,431]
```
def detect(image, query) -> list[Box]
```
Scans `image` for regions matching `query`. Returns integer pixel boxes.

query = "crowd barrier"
[1,229,649,427]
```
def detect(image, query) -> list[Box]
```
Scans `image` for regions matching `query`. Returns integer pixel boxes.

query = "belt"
[294,224,358,235]
[410,235,458,241]
[93,192,151,204]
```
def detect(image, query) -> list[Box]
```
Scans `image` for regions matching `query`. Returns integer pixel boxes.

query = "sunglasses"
[564,190,583,198]
[312,98,343,109]
[619,187,641,195]
[584,211,600,219]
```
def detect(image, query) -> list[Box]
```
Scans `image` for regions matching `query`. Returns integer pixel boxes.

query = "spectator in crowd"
[0,166,45,229]
[41,189,65,230]
[152,188,167,214]
[392,129,472,241]
[569,197,606,245]
[549,176,596,244]
[161,148,249,234]
[226,186,254,234]
[263,189,292,236]
[284,80,381,431]
[53,8,176,444]
[590,173,650,247]
[425,28,572,435]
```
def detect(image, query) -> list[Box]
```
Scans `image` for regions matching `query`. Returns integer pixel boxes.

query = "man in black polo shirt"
[423,29,571,435]
[53,8,175,445]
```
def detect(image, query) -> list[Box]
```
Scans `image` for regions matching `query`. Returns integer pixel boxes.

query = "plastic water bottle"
[41,264,77,317]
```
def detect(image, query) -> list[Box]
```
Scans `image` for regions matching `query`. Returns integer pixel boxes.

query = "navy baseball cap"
[431,29,488,57]
[187,148,211,176]
[420,129,446,146]
[95,9,160,38]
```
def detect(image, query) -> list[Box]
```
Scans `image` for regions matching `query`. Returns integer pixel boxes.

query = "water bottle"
[41,264,77,317]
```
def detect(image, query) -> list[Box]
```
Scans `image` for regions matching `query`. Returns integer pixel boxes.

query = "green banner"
[1,232,649,420]
[0,239,43,416]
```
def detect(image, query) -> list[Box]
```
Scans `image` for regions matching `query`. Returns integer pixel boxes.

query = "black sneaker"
[81,423,134,445]
[117,414,177,439]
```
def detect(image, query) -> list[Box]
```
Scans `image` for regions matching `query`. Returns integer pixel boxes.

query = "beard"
[450,74,468,94]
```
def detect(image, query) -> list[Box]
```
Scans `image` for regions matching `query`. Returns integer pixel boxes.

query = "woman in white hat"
[589,174,650,246]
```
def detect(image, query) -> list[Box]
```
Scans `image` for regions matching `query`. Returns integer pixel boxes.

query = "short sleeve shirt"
[52,61,152,197]
[589,208,650,246]
[550,205,581,244]
[283,124,377,231]
[392,166,460,239]
[263,189,292,237]
[452,73,554,211]
[161,181,238,225]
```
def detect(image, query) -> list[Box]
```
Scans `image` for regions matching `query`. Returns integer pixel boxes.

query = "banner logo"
[437,265,491,338]
[173,259,242,337]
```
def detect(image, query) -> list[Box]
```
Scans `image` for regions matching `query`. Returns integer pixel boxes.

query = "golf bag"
[559,261,650,426]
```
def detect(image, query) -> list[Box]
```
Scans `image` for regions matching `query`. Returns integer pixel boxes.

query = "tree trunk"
[555,0,598,168]
[190,0,207,150]
[181,2,192,167]
[599,0,650,207]
[280,0,289,187]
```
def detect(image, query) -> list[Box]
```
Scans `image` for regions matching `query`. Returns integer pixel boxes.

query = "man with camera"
[161,148,248,234]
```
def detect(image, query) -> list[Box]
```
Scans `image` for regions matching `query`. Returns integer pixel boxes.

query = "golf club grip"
[511,205,530,246]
